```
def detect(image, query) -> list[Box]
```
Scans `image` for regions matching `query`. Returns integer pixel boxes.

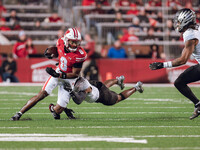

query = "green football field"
[0,84,200,149]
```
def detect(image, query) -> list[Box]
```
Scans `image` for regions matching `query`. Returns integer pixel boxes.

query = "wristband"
[163,61,172,68]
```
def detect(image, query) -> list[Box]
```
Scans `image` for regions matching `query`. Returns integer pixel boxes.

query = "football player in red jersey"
[11,28,87,121]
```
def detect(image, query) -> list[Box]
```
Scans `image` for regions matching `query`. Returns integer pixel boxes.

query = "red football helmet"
[63,28,81,52]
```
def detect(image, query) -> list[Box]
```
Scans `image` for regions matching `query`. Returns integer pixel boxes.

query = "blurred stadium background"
[1,1,200,149]
[0,0,199,84]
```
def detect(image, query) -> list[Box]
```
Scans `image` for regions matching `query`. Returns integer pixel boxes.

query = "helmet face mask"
[173,8,196,33]
[63,28,81,52]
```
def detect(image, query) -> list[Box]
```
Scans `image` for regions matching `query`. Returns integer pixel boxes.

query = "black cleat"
[64,108,76,119]
[49,103,60,119]
[190,106,200,120]
[11,112,22,121]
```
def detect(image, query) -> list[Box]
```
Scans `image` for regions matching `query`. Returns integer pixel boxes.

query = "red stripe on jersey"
[42,76,52,91]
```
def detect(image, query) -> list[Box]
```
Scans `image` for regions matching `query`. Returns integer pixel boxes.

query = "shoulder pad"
[75,47,87,62]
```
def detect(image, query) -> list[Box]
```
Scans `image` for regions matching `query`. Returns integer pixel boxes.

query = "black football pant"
[174,64,200,105]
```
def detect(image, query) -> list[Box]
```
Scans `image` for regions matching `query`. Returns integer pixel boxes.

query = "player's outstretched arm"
[63,81,86,105]
[149,62,164,70]
[70,91,86,105]
[150,39,197,70]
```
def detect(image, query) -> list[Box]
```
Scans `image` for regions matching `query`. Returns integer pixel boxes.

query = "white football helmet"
[174,8,196,33]
[63,28,82,52]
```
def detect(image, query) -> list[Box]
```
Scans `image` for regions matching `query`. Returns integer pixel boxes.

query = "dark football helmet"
[173,8,196,32]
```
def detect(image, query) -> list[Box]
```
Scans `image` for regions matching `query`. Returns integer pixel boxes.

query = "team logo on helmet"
[63,28,82,52]
[174,8,196,32]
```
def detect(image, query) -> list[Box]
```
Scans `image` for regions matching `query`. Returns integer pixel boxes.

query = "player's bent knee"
[174,77,185,89]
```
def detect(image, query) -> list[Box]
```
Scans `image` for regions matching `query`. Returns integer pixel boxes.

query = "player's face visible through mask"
[68,40,81,51]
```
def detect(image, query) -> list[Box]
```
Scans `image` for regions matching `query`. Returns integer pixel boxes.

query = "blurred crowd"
[0,0,199,82]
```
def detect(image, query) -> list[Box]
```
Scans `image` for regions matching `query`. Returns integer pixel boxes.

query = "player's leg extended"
[20,90,49,113]
[11,90,49,121]
[11,76,58,121]
[174,64,200,119]
[116,81,143,103]
[104,75,125,90]
[104,79,117,88]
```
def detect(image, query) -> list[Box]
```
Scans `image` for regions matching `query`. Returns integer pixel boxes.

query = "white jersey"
[84,85,99,103]
[183,26,200,64]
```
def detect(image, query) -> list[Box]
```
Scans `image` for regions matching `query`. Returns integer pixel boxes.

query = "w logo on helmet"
[72,28,79,39]
[63,28,82,52]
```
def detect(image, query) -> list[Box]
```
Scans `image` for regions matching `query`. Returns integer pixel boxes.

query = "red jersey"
[56,38,87,73]
[120,33,139,43]
[48,16,62,22]
[0,26,10,31]
[12,41,27,58]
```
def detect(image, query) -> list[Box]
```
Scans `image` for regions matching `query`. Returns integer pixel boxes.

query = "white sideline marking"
[0,134,147,143]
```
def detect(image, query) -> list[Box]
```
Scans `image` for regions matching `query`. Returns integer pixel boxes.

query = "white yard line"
[0,134,147,143]
[53,126,200,129]
[0,126,199,129]
[0,91,55,97]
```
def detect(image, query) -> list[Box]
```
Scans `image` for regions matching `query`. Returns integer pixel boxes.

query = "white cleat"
[135,81,144,93]
[116,75,125,90]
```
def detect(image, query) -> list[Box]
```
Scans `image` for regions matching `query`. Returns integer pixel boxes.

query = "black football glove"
[64,108,76,119]
[149,62,164,70]
[44,48,53,59]
[60,71,67,79]
[46,67,60,77]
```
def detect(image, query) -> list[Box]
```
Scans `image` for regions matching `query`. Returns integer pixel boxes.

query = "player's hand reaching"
[149,62,164,70]
[64,108,76,119]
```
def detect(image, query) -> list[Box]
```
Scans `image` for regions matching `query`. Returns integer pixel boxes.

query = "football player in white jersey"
[56,76,143,109]
[149,8,200,120]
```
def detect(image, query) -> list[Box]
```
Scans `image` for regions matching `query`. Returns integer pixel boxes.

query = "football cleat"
[190,106,200,120]
[135,81,144,93]
[116,75,125,90]
[10,112,22,121]
[64,108,76,119]
[49,103,60,120]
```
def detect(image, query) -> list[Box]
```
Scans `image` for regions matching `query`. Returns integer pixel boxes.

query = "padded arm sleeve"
[70,91,87,105]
